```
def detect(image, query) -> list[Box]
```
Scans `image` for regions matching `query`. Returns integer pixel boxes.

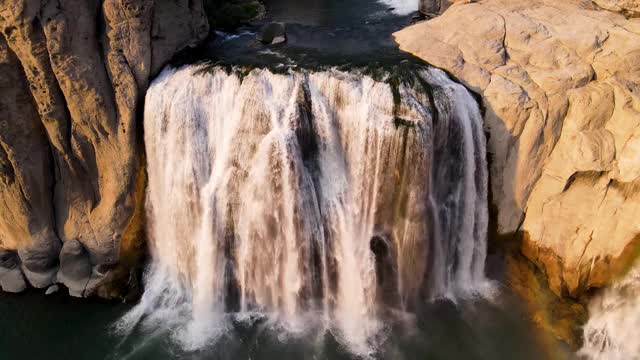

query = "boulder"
[0,267,27,293]
[395,0,640,297]
[20,251,58,289]
[57,240,92,297]
[257,22,287,45]
[0,250,27,293]
[45,284,59,295]
[58,240,91,281]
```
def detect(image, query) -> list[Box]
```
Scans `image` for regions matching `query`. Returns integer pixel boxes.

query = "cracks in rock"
[46,141,63,253]
[0,142,16,185]
[148,0,158,77]
[95,0,111,89]
[79,269,92,297]
[596,178,613,210]
[576,230,595,287]
[485,9,510,68]
[497,10,509,63]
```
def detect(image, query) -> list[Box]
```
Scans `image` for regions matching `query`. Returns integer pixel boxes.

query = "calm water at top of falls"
[261,0,419,25]
[176,0,423,69]
[0,1,571,359]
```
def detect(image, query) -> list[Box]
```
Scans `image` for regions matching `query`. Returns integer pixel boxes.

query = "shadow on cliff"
[470,96,587,356]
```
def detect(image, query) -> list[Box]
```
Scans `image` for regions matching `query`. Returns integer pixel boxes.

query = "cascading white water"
[118,64,491,356]
[580,260,640,360]
[379,0,419,15]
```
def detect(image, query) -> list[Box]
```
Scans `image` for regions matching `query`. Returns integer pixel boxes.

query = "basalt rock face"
[0,0,208,297]
[395,0,640,300]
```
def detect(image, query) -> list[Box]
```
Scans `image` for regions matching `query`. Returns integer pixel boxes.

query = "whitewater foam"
[117,64,491,356]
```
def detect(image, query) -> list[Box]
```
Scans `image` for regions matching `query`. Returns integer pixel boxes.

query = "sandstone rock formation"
[593,0,640,17]
[0,0,208,297]
[395,0,640,299]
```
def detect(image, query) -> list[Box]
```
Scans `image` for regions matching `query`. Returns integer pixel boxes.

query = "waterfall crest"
[118,64,491,355]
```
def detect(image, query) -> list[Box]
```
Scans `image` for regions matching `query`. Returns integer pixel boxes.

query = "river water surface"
[1,289,554,359]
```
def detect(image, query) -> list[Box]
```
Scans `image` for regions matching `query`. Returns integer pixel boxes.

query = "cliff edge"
[396,0,640,344]
[0,0,208,298]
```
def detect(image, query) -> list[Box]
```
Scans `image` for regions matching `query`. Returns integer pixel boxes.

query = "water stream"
[580,260,640,359]
[118,62,493,356]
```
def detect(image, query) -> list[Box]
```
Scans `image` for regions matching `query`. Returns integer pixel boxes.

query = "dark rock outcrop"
[0,250,27,293]
[204,0,264,29]
[419,0,469,15]
[257,22,286,44]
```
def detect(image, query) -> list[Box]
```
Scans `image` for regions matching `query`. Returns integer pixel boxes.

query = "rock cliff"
[395,0,640,300]
[0,0,208,297]
[419,0,467,15]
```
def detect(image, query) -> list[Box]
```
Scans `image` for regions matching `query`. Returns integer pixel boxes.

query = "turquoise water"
[0,289,554,360]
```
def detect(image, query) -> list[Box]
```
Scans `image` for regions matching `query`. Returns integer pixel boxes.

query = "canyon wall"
[0,0,208,297]
[396,0,640,306]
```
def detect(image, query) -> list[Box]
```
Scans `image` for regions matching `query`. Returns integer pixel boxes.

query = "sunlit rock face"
[592,0,640,17]
[0,0,208,297]
[118,64,492,356]
[395,0,640,299]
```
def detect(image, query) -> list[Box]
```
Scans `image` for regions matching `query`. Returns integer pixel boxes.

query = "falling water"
[580,260,640,360]
[118,63,491,356]
[379,0,420,15]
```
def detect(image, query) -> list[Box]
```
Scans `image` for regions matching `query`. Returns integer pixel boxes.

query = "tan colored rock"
[395,0,640,297]
[593,0,640,17]
[0,34,59,287]
[0,0,208,296]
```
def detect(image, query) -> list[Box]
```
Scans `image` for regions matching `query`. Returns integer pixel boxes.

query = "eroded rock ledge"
[396,0,640,310]
[0,0,208,298]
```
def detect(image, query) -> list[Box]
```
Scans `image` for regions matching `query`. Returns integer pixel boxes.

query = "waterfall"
[118,64,491,356]
[580,261,640,359]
